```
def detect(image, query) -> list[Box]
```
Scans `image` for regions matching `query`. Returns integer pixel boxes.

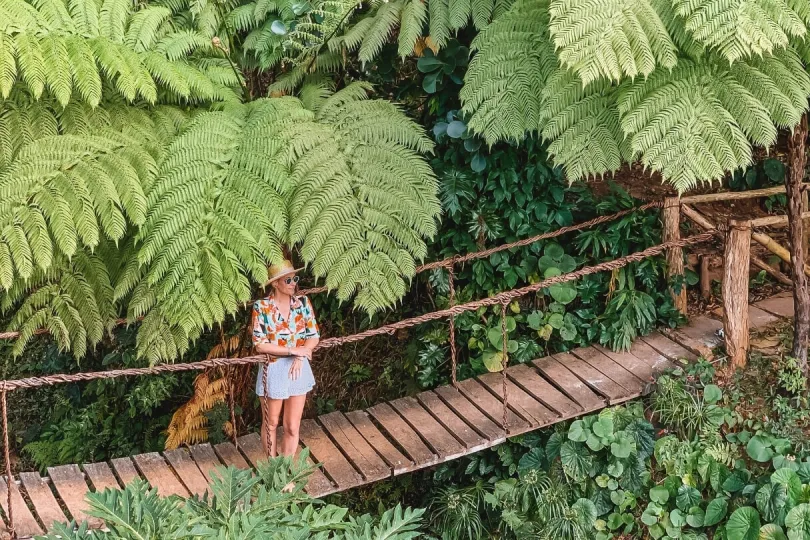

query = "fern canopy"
[461,0,810,190]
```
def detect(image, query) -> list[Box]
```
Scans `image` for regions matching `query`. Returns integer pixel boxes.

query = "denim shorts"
[255,357,315,399]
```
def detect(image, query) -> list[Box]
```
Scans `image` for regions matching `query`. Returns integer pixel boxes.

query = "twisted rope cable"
[2,390,13,538]
[299,201,663,296]
[500,302,509,430]
[447,263,457,388]
[0,232,711,393]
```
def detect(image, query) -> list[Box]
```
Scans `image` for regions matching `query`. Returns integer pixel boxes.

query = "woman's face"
[273,274,298,296]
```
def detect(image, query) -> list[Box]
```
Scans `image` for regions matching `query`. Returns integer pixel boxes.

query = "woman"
[251,259,320,461]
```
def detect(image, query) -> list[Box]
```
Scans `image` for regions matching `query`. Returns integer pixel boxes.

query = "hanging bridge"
[0,190,799,538]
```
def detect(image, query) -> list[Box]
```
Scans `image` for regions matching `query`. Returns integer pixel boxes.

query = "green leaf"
[676,485,702,512]
[703,384,722,404]
[670,508,686,527]
[417,56,445,73]
[760,524,787,540]
[756,482,788,522]
[470,153,486,172]
[270,19,287,34]
[487,327,503,348]
[650,485,669,505]
[785,503,810,539]
[747,435,775,462]
[568,420,588,442]
[726,507,761,540]
[549,282,577,304]
[593,417,614,438]
[608,462,624,478]
[763,158,786,182]
[772,468,803,503]
[527,311,543,330]
[518,447,546,474]
[560,441,591,481]
[446,120,466,138]
[687,506,705,528]
[482,349,504,372]
[704,497,728,526]
[610,435,633,459]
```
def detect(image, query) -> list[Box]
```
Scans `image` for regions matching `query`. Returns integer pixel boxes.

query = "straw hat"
[265,259,303,286]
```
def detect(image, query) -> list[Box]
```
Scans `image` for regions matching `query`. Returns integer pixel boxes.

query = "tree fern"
[285,83,439,313]
[671,0,806,63]
[548,0,677,85]
[617,52,810,191]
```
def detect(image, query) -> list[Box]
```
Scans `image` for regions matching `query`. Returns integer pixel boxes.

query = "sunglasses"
[282,276,300,285]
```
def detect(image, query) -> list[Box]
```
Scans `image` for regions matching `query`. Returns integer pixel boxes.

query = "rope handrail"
[0,232,711,393]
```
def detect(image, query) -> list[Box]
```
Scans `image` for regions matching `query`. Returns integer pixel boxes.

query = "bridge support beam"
[723,220,751,368]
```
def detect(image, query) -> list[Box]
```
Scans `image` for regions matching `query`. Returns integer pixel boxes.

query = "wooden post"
[723,220,752,369]
[663,197,687,316]
[700,256,712,299]
[787,113,809,371]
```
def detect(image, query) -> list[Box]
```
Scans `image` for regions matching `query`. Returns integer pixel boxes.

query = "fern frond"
[672,0,806,63]
[124,6,173,52]
[428,0,450,48]
[99,0,132,42]
[358,0,404,63]
[542,68,630,182]
[399,0,428,59]
[461,0,557,145]
[0,34,17,98]
[471,0,495,29]
[41,35,73,106]
[69,0,101,36]
[548,0,677,85]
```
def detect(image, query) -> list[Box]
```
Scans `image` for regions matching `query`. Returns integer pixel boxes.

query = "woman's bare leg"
[260,397,284,457]
[281,394,307,456]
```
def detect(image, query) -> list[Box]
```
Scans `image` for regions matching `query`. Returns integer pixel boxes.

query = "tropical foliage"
[0,0,440,363]
[43,453,425,539]
[424,356,810,539]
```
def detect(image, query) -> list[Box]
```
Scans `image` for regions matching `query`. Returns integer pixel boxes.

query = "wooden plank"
[0,477,43,537]
[477,372,558,428]
[163,448,210,497]
[46,464,91,523]
[713,305,781,329]
[416,390,490,450]
[236,433,267,468]
[506,364,583,417]
[389,397,466,460]
[628,339,676,374]
[132,453,189,497]
[319,412,391,482]
[345,410,415,475]
[110,457,140,488]
[367,402,436,466]
[83,462,121,493]
[299,419,363,489]
[593,344,656,383]
[189,444,225,482]
[639,332,696,362]
[570,347,646,393]
[433,386,505,442]
[456,378,530,432]
[532,356,604,410]
[18,472,67,531]
[251,427,336,497]
[551,353,629,403]
[214,441,251,470]
[755,295,795,318]
[667,316,723,357]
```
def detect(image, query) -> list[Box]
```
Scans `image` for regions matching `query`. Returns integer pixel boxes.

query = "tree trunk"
[663,197,687,316]
[723,220,751,369]
[787,113,810,372]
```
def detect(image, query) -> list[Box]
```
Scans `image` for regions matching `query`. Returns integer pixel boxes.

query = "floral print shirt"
[252,295,320,348]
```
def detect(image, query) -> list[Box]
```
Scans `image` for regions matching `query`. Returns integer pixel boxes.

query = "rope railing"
[0,200,693,538]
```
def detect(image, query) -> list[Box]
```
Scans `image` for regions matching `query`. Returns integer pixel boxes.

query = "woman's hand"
[290,346,312,359]
[289,357,303,380]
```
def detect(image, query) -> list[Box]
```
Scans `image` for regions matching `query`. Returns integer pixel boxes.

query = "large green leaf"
[704,497,728,527]
[726,507,761,540]
[786,504,810,540]
[560,441,592,482]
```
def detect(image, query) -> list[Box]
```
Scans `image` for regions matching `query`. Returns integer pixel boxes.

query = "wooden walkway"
[1,293,796,537]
